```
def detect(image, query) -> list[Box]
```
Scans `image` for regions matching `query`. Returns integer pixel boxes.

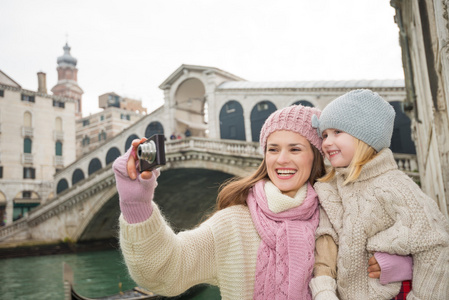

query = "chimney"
[37,72,47,94]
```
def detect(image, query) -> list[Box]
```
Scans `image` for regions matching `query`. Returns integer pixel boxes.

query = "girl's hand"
[368,255,381,279]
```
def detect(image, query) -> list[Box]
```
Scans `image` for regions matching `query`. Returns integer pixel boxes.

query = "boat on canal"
[63,262,209,300]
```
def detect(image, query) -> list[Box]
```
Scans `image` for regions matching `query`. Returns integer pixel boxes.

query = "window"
[21,94,35,103]
[55,141,63,156]
[52,100,65,108]
[24,138,32,153]
[100,115,104,121]
[0,166,3,178]
[98,131,107,141]
[0,90,4,97]
[82,136,90,146]
[23,167,35,179]
[82,119,90,126]
[22,191,31,198]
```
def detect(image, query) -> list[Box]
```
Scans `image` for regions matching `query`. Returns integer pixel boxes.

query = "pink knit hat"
[259,105,323,155]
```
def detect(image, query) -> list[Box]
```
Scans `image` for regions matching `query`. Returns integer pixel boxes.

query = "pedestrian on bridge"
[113,104,409,300]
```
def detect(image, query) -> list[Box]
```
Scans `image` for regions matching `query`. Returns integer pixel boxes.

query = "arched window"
[72,169,85,185]
[82,136,90,146]
[145,122,164,138]
[219,100,246,141]
[88,158,102,175]
[250,101,277,142]
[55,141,63,156]
[98,130,107,141]
[24,138,32,153]
[125,134,139,152]
[106,147,121,165]
[56,178,69,194]
[292,100,314,107]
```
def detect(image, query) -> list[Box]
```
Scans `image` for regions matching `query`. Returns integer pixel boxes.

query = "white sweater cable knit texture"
[314,148,449,300]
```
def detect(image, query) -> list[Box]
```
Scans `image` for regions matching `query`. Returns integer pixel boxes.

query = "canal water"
[0,248,221,300]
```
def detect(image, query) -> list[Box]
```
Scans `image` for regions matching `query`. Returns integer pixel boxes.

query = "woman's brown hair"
[215,143,325,211]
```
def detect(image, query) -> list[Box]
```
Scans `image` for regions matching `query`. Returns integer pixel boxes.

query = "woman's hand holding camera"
[113,138,160,223]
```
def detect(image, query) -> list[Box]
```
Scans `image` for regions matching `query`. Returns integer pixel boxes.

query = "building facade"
[391,0,449,217]
[0,70,77,225]
[76,92,147,158]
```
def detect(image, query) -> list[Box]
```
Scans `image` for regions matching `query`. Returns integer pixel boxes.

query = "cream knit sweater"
[119,182,333,299]
[314,148,449,300]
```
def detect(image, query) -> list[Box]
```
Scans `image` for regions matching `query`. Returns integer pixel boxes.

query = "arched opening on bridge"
[293,100,314,107]
[88,158,102,176]
[219,100,246,141]
[13,190,40,220]
[145,122,164,138]
[106,147,121,165]
[57,178,69,194]
[390,101,416,154]
[174,78,207,138]
[125,134,139,152]
[250,100,277,142]
[72,168,85,185]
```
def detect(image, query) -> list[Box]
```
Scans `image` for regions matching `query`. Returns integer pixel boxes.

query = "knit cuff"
[309,276,338,300]
[120,200,153,224]
[375,252,413,285]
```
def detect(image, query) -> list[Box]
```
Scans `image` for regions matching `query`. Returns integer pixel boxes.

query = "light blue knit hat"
[311,89,395,152]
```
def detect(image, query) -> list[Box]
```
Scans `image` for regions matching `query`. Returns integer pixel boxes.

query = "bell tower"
[51,43,84,118]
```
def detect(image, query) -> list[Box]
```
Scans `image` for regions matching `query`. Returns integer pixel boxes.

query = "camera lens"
[137,140,156,163]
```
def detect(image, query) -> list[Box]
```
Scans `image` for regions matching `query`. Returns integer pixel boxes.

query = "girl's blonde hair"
[319,138,378,185]
[215,144,325,211]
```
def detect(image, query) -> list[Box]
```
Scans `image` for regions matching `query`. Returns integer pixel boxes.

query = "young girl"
[311,89,449,299]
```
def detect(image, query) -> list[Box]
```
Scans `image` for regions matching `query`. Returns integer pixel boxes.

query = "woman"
[114,104,396,299]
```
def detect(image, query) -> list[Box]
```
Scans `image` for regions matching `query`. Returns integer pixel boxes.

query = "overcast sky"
[0,0,404,116]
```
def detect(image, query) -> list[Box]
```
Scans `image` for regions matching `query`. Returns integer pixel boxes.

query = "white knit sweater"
[314,148,449,300]
[119,182,331,299]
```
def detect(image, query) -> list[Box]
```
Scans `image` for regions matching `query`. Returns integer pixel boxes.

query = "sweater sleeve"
[366,172,449,255]
[314,234,337,278]
[119,203,217,296]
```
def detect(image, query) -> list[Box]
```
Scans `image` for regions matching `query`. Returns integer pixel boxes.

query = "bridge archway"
[219,100,246,141]
[125,134,139,152]
[106,147,121,165]
[72,168,85,185]
[57,178,69,194]
[88,158,102,175]
[250,100,277,142]
[174,78,207,138]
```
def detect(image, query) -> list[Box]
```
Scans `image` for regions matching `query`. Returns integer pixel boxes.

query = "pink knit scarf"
[247,180,320,300]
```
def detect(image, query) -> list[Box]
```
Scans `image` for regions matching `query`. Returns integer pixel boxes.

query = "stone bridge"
[0,137,262,245]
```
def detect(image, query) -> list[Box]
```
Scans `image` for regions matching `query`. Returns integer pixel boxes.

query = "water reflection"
[0,249,220,299]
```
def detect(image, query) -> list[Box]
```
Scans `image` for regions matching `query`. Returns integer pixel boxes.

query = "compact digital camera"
[137,134,166,172]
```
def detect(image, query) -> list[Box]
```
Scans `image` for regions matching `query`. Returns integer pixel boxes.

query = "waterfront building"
[76,92,147,158]
[0,69,77,225]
